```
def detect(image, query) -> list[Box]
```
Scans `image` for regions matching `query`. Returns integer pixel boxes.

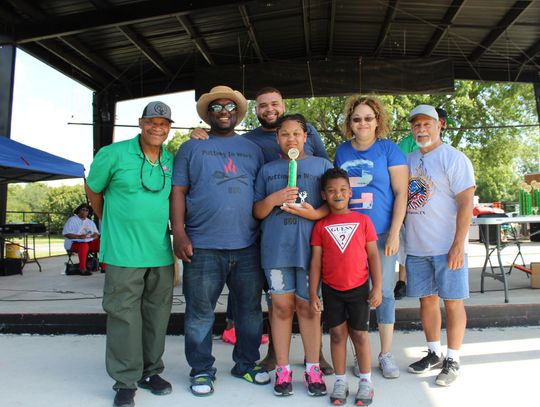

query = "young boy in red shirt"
[309,168,382,406]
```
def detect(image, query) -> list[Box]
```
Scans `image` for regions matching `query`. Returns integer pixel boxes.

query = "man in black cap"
[86,101,175,407]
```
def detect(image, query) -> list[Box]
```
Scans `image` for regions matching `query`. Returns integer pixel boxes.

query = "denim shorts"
[264,267,310,301]
[405,254,469,300]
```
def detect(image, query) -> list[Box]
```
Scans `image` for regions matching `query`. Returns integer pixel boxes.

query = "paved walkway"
[1,241,539,315]
[2,326,540,407]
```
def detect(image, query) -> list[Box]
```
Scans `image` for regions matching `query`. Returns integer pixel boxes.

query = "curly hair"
[341,95,391,139]
[74,203,93,217]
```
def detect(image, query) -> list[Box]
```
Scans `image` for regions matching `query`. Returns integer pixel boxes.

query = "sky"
[10,49,203,183]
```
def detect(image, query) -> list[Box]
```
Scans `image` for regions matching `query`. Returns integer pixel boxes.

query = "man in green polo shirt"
[86,101,175,407]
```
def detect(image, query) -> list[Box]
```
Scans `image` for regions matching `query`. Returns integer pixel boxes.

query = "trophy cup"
[284,148,308,207]
[288,148,299,187]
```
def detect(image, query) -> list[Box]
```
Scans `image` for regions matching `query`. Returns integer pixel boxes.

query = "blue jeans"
[183,244,264,377]
[375,232,397,324]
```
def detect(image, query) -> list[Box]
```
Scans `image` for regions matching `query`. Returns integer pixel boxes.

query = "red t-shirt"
[311,211,377,291]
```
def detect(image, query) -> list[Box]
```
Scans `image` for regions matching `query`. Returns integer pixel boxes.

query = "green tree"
[165,130,190,155]
[44,185,86,234]
[243,81,539,202]
[6,183,50,223]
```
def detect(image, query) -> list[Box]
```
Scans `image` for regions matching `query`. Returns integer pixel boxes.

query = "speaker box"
[0,258,23,276]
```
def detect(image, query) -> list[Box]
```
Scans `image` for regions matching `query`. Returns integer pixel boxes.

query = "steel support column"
[92,90,117,155]
[0,40,16,234]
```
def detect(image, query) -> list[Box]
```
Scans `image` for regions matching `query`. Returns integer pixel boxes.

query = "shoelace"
[380,354,395,368]
[306,367,324,384]
[333,380,348,396]
[357,379,372,397]
[276,368,291,385]
[441,358,457,373]
[419,351,438,364]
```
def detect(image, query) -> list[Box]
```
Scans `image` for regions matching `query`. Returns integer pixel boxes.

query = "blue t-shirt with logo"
[254,155,333,270]
[244,123,329,163]
[173,134,264,249]
[334,139,406,234]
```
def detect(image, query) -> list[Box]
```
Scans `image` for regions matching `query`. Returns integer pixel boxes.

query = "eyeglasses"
[79,208,89,212]
[208,103,237,113]
[140,158,166,192]
[351,116,377,123]
[138,138,165,193]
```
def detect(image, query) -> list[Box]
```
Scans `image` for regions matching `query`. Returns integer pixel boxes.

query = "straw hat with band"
[196,85,247,125]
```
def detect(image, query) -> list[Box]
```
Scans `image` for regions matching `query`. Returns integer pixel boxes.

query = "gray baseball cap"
[409,104,438,122]
[141,101,174,123]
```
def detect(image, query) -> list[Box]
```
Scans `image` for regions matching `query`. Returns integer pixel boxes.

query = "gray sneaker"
[408,350,444,374]
[330,379,349,405]
[354,378,373,405]
[378,352,400,379]
[435,358,460,386]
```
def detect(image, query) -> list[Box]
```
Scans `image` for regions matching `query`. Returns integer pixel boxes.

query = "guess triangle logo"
[325,223,359,253]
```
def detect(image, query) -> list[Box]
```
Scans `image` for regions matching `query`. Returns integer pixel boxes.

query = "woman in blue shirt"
[334,96,408,380]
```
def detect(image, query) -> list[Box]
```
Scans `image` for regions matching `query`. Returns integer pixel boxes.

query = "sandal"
[190,374,214,396]
[231,364,271,385]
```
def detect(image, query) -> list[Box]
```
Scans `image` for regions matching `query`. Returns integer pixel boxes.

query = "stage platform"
[1,242,539,334]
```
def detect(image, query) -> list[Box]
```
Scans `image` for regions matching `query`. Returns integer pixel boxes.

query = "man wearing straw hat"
[171,85,269,396]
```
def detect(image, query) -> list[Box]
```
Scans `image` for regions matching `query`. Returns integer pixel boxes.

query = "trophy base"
[281,202,302,209]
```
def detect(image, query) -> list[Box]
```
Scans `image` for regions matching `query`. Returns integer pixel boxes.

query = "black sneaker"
[435,358,460,386]
[408,350,444,374]
[394,280,406,300]
[113,389,136,407]
[137,375,172,395]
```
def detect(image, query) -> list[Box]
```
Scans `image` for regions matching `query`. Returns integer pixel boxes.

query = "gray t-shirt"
[173,134,264,250]
[254,155,333,270]
[405,143,475,256]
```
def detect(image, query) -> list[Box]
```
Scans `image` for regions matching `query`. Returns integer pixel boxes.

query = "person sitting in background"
[63,203,102,276]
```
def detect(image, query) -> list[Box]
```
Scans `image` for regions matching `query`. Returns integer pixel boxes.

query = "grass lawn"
[3,235,66,258]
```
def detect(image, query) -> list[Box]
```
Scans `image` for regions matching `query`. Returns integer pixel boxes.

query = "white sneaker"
[378,352,400,378]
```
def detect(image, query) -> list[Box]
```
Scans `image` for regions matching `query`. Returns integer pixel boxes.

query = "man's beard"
[257,114,278,130]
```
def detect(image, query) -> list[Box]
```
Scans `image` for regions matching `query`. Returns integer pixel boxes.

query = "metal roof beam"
[327,0,336,57]
[302,0,311,58]
[374,0,399,57]
[60,36,123,79]
[36,39,112,86]
[423,0,466,57]
[176,15,215,66]
[516,39,540,64]
[469,0,532,62]
[118,26,174,79]
[6,0,45,20]
[238,4,264,62]
[12,0,254,44]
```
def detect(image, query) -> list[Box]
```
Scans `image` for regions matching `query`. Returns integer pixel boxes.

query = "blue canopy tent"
[0,137,85,184]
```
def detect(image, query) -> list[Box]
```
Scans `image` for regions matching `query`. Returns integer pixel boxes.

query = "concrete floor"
[1,241,540,406]
[2,326,540,407]
[1,241,539,314]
